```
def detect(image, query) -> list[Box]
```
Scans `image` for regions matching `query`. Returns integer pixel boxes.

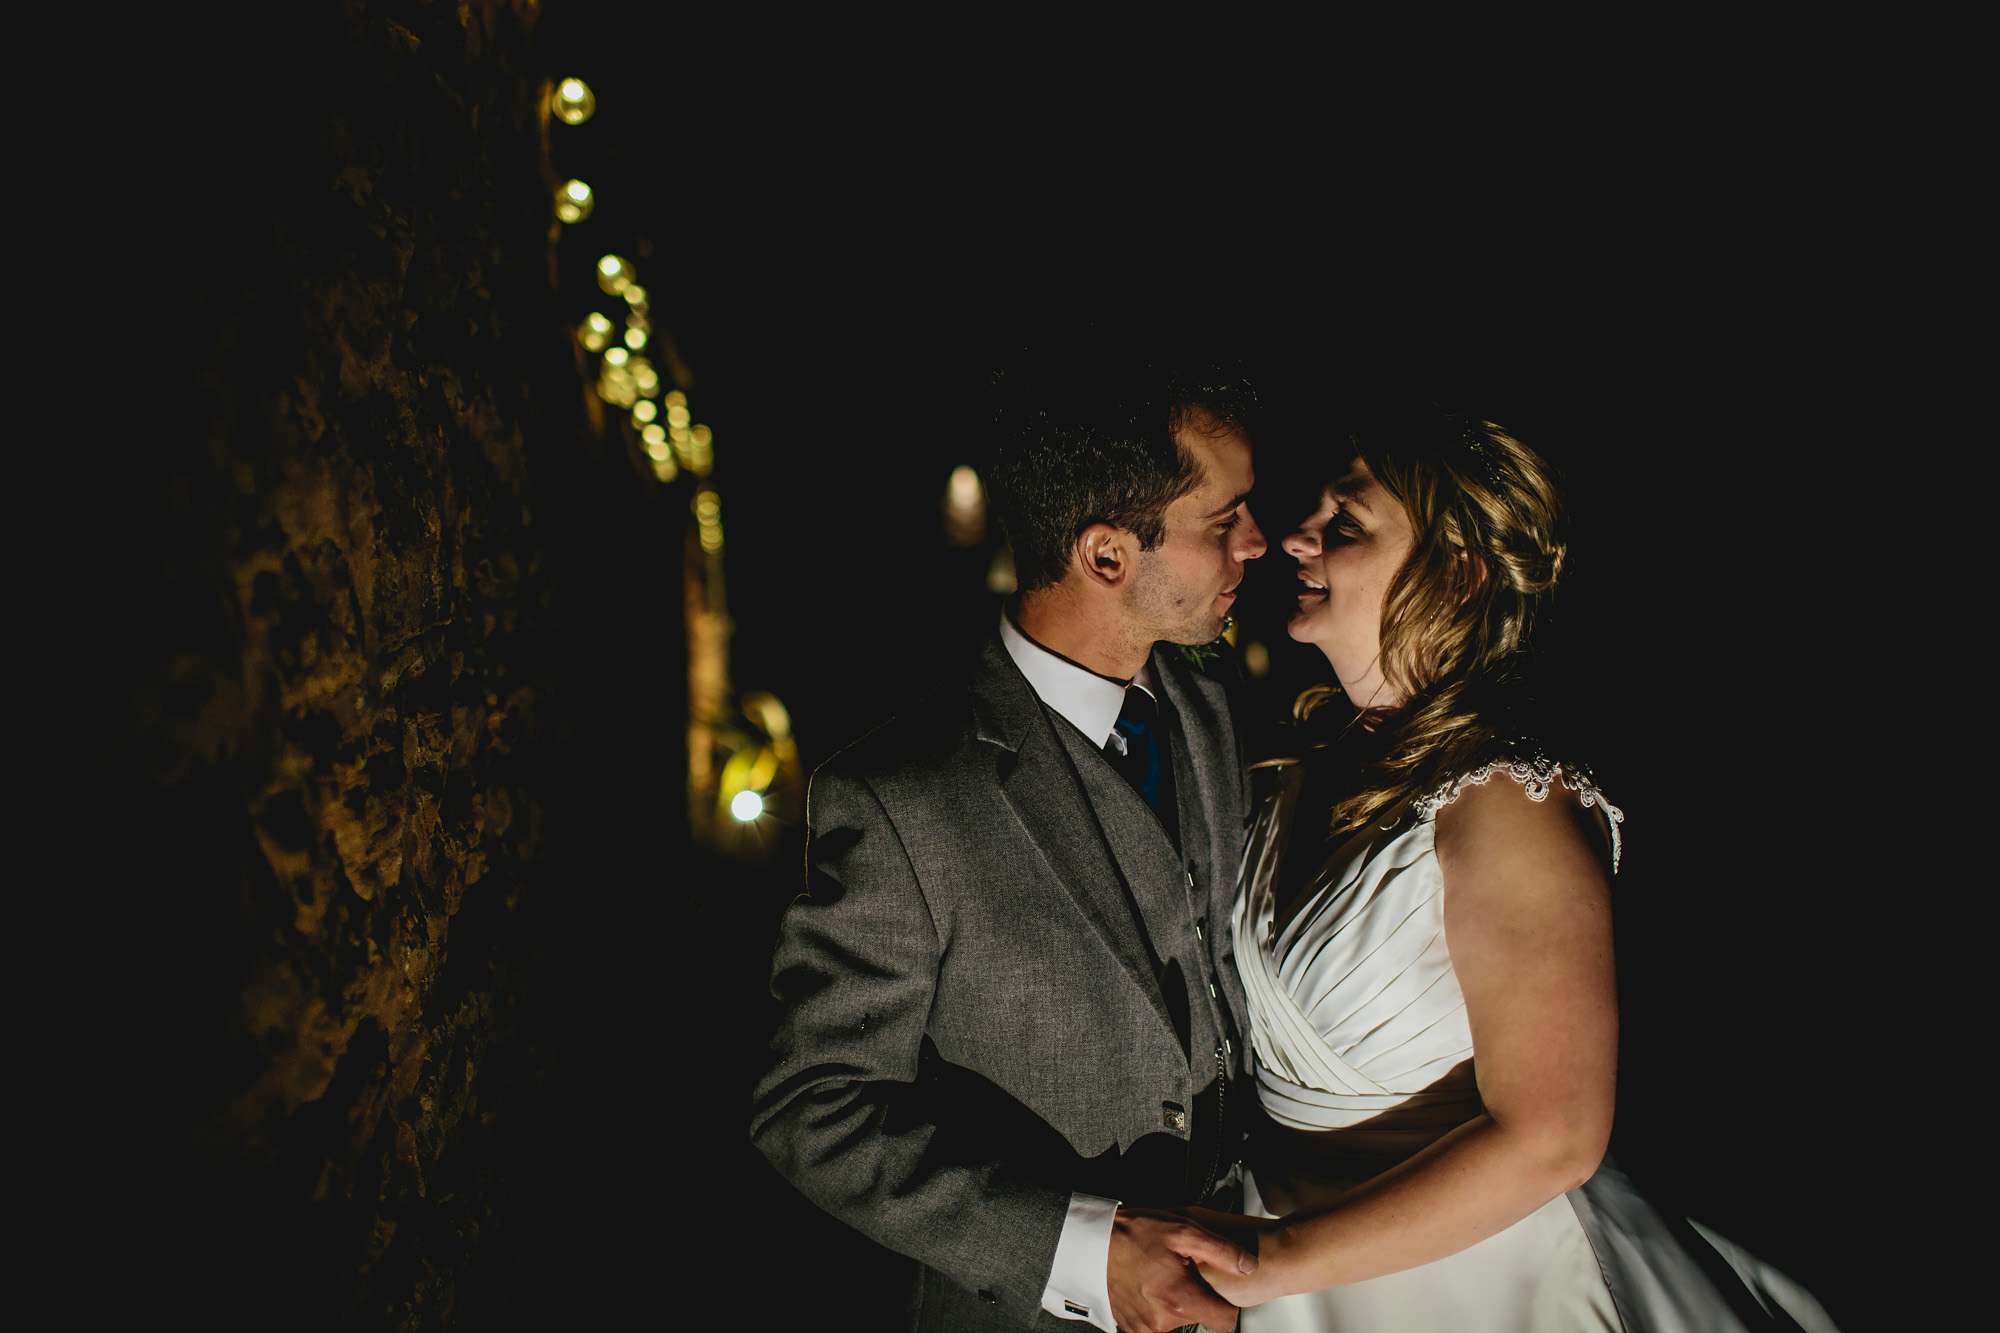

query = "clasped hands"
[1106,1205,1278,1333]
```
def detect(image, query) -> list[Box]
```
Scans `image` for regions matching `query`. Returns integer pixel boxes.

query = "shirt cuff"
[1041,1192,1120,1332]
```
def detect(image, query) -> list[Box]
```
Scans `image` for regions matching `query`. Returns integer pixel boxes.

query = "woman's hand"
[1183,1207,1284,1308]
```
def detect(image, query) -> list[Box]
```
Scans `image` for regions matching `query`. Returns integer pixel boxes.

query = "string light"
[550,72,796,859]
[555,178,594,224]
[553,77,596,125]
[682,423,714,477]
[694,489,724,552]
[596,254,633,295]
[578,311,614,352]
[598,367,638,407]
[943,464,987,546]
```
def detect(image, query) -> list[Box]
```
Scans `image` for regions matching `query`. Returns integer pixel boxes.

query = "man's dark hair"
[986,348,1257,593]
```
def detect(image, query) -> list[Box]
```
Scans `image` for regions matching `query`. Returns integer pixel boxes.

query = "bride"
[1193,407,1837,1330]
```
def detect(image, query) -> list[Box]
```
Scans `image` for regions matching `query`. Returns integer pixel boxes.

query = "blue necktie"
[1109,686,1177,842]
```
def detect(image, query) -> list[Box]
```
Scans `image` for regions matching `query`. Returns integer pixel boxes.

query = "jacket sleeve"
[749,762,1071,1324]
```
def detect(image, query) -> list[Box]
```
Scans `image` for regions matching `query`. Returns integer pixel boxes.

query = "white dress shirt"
[998,611,1150,1333]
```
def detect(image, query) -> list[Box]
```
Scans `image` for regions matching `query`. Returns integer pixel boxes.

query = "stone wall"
[57,3,680,1325]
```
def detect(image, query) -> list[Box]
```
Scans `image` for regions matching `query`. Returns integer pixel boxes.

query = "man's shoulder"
[811,678,985,793]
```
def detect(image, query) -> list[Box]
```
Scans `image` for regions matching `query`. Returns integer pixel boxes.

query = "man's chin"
[1166,618,1229,649]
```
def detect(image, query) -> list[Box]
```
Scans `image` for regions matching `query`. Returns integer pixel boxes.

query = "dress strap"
[1413,748,1626,873]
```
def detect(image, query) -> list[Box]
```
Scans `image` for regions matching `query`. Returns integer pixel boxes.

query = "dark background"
[541,12,1940,1329]
[56,5,1957,1327]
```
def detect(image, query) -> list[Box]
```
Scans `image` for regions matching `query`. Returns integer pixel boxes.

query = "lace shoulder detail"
[1414,747,1626,873]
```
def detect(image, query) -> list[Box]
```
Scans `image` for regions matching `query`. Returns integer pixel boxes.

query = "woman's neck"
[1324,648,1401,714]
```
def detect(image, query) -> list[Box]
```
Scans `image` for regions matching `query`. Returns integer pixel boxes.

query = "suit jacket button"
[1164,1107,1188,1132]
[978,1289,997,1304]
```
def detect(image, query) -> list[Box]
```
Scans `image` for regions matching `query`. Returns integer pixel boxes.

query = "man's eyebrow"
[1206,490,1252,519]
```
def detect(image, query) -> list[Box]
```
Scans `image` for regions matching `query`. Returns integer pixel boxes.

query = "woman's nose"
[1282,528,1317,559]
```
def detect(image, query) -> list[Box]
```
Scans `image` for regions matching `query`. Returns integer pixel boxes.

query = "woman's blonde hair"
[1310,408,1568,833]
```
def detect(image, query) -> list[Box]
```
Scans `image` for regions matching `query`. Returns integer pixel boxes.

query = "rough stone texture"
[55,3,674,1325]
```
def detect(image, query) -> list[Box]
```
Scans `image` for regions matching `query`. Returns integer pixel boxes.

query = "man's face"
[1129,412,1267,645]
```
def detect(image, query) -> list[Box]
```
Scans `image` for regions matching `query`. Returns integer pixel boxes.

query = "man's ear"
[1074,522,1133,589]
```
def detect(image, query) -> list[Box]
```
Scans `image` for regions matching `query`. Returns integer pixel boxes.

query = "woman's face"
[1282,455,1416,706]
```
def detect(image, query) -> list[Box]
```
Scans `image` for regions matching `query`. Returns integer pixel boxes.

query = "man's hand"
[1106,1206,1257,1333]
[1181,1206,1281,1310]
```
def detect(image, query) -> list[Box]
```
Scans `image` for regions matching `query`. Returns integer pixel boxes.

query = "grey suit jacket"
[751,631,1253,1331]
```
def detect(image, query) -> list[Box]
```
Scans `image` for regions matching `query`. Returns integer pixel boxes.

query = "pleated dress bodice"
[1231,749,1839,1332]
[1236,752,1622,1162]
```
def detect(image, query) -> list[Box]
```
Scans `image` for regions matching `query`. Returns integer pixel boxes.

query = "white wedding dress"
[1232,751,1839,1332]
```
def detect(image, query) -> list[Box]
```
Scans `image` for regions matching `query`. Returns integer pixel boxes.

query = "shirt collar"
[998,610,1154,748]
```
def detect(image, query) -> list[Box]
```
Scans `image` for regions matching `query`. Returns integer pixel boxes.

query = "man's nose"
[1238,511,1269,561]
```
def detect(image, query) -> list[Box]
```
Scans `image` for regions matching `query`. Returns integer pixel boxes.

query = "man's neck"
[1012,587,1151,682]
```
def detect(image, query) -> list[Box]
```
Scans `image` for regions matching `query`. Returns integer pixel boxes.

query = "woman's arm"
[1200,779,1618,1304]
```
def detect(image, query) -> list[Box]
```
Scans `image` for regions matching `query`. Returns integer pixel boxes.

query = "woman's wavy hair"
[1306,405,1568,834]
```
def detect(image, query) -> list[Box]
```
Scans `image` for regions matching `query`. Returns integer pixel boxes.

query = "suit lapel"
[1151,646,1231,886]
[1150,646,1254,1056]
[971,635,1179,1042]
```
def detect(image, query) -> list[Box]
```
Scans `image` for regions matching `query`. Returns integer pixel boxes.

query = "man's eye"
[1218,512,1241,533]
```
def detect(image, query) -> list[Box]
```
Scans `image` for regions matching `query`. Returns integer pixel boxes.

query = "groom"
[751,352,1269,1332]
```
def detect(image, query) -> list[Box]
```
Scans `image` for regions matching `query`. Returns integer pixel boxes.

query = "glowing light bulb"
[598,368,638,407]
[986,545,1018,595]
[943,464,987,545]
[685,422,715,477]
[604,346,629,368]
[730,790,764,822]
[624,326,648,351]
[663,390,688,410]
[553,78,596,125]
[948,466,981,508]
[622,284,648,308]
[555,179,594,223]
[632,364,660,396]
[633,399,658,424]
[665,403,691,430]
[596,254,633,295]
[1243,640,1271,679]
[578,311,613,352]
[641,424,671,460]
[651,456,679,483]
